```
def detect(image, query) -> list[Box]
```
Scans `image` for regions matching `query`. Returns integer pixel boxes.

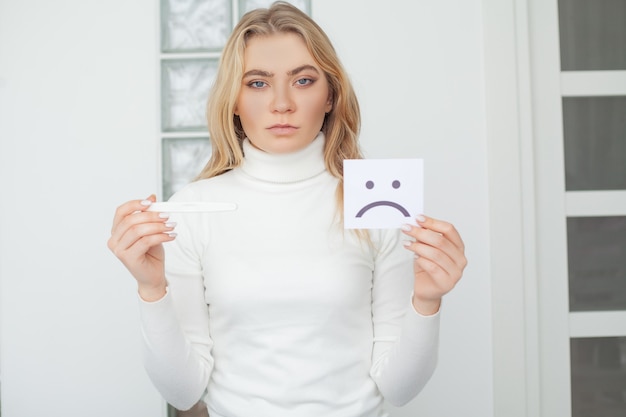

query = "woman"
[108,2,467,416]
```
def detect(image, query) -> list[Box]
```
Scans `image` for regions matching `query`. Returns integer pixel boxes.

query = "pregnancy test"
[147,202,237,213]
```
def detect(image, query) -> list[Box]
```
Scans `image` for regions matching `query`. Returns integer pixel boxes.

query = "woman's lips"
[267,124,298,135]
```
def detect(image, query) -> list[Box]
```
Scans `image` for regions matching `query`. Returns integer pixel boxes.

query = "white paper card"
[343,159,423,229]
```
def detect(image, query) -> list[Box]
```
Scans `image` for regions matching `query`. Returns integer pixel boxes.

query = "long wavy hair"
[196,1,362,212]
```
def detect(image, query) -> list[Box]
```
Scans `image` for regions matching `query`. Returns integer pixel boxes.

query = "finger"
[416,215,465,252]
[111,194,157,233]
[112,233,174,276]
[114,219,176,254]
[404,238,461,280]
[412,227,466,268]
[119,232,175,263]
[108,211,174,257]
[402,225,466,270]
[110,204,168,248]
[109,224,175,266]
[414,256,459,294]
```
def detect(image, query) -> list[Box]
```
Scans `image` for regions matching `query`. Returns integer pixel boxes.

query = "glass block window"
[161,58,219,132]
[161,0,232,52]
[162,137,211,199]
[571,337,626,417]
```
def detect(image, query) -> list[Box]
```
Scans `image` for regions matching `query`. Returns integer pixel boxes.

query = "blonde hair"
[197,1,362,211]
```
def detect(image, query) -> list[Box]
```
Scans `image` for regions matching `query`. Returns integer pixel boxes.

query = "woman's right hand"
[107,194,176,301]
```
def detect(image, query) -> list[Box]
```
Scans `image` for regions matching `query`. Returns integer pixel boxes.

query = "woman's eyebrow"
[287,64,320,76]
[242,65,319,79]
[243,69,273,78]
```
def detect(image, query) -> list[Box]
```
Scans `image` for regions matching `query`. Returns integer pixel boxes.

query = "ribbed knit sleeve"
[369,228,440,406]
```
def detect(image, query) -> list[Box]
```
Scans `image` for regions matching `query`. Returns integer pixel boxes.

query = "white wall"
[0,0,164,415]
[0,1,494,416]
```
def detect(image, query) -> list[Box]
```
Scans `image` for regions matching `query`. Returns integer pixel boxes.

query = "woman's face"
[235,32,332,154]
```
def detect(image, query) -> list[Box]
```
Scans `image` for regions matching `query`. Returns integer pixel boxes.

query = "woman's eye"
[249,81,267,88]
[295,78,314,86]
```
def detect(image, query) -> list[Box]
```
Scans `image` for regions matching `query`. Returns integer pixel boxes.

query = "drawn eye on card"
[343,159,423,229]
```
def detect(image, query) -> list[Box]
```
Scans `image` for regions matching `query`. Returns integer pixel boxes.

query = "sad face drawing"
[343,159,424,229]
[355,179,411,218]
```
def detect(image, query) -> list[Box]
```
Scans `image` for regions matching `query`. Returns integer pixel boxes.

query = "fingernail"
[165,232,177,238]
[416,214,426,223]
[164,222,177,228]
[159,212,170,219]
[401,224,412,232]
[140,200,152,206]
[403,239,412,247]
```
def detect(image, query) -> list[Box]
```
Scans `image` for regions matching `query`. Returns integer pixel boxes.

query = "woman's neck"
[240,132,326,183]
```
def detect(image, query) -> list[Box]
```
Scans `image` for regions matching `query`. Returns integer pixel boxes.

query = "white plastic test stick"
[147,202,237,213]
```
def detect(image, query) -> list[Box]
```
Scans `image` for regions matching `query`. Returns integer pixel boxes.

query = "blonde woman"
[108,2,467,416]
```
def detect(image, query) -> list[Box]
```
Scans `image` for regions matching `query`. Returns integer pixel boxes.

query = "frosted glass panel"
[161,0,231,52]
[571,337,626,417]
[162,137,211,200]
[558,0,626,70]
[161,59,218,132]
[567,216,626,312]
[239,0,310,17]
[563,96,626,191]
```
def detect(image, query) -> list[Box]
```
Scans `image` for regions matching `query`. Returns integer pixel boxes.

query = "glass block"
[563,96,626,191]
[571,337,626,417]
[161,58,218,132]
[239,0,310,18]
[567,216,626,312]
[162,137,211,200]
[161,0,231,52]
[558,0,626,70]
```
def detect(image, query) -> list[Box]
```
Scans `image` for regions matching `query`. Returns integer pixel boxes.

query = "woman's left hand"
[401,215,467,315]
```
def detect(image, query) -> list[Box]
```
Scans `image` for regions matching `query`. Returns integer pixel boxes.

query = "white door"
[529,0,626,415]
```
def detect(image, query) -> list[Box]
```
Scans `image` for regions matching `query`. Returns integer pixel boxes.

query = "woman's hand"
[107,195,176,301]
[401,215,467,315]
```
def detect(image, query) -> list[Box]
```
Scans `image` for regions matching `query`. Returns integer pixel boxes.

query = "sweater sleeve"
[138,209,214,411]
[368,228,440,406]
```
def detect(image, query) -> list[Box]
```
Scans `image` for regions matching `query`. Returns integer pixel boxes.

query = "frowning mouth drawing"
[356,201,410,217]
[355,180,410,218]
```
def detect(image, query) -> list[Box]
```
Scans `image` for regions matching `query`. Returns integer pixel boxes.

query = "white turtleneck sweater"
[139,133,440,417]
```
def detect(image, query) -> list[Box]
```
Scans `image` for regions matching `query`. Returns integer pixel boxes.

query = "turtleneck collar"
[239,132,327,184]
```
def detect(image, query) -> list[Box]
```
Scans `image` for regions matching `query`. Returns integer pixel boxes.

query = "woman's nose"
[271,86,295,113]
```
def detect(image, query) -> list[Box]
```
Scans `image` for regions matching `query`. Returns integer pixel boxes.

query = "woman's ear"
[325,94,333,113]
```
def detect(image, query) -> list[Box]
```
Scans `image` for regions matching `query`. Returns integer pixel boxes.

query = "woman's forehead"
[243,33,317,70]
